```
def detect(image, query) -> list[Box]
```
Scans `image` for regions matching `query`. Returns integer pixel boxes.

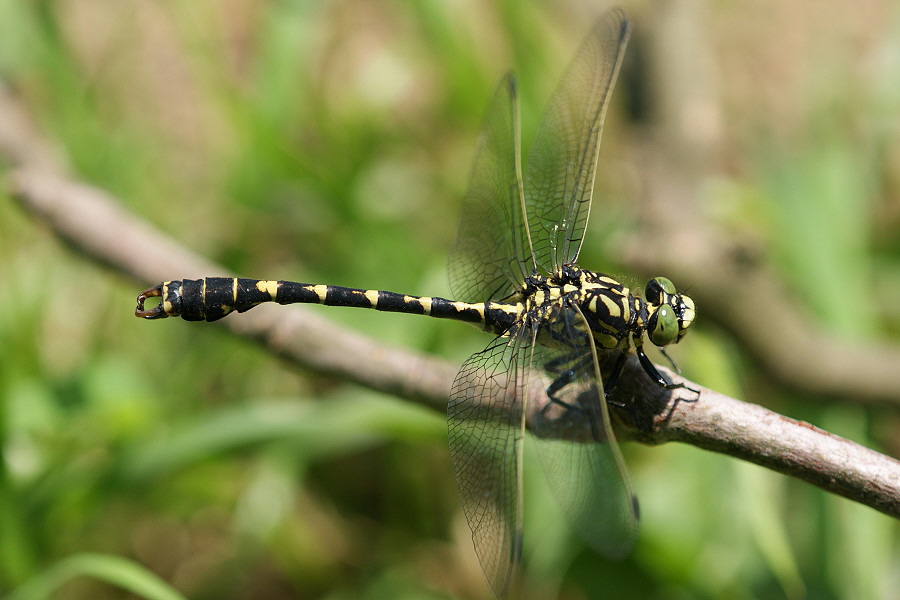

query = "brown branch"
[611,358,900,518]
[8,165,900,519]
[0,83,70,174]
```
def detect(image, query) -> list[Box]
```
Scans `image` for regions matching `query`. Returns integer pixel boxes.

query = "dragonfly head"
[644,277,695,347]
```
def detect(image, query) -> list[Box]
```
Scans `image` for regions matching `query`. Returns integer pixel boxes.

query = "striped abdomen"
[135,277,522,333]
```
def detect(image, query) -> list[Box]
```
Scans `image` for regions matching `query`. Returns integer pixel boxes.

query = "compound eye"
[645,277,675,305]
[649,303,679,346]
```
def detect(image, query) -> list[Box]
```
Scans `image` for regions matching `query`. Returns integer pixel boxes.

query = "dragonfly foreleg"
[634,341,701,398]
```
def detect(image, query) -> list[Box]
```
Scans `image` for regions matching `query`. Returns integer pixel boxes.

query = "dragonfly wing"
[528,303,639,559]
[448,74,533,304]
[524,8,631,273]
[448,325,535,597]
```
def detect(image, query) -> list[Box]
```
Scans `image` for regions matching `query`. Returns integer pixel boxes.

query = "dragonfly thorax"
[517,267,695,353]
[562,266,639,351]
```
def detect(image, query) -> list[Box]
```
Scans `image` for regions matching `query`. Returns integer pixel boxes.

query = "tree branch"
[8,166,900,519]
[610,359,900,518]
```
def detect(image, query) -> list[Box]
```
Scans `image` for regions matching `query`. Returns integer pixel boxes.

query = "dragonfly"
[135,8,696,597]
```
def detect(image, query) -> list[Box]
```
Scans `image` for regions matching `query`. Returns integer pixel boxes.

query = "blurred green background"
[1,1,899,599]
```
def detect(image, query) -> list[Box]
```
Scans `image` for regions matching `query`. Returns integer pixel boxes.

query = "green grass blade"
[3,553,188,600]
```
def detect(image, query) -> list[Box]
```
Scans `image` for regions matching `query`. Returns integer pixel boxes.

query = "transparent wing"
[448,74,534,304]
[448,325,534,597]
[524,8,631,273]
[528,303,639,558]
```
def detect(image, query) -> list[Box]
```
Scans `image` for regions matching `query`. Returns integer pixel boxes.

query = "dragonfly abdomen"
[135,277,523,330]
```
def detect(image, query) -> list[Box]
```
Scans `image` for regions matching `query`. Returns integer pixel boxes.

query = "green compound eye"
[649,303,679,346]
[656,277,676,294]
[645,276,676,304]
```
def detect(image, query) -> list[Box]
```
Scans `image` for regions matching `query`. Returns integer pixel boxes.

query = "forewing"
[448,326,534,597]
[448,74,533,303]
[528,304,639,559]
[524,8,631,273]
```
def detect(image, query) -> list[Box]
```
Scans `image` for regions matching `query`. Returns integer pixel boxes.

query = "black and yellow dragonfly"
[135,8,696,596]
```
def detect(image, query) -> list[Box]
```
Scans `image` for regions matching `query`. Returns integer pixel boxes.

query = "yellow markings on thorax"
[599,294,622,317]
[532,285,572,307]
[256,280,279,300]
[586,291,624,316]
[620,296,631,322]
[596,275,621,286]
[594,331,618,350]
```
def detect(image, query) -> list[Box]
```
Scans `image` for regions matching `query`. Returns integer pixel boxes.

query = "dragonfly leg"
[541,350,596,408]
[541,371,613,443]
[543,368,581,414]
[543,350,631,413]
[601,351,629,398]
[600,350,651,430]
[635,341,701,398]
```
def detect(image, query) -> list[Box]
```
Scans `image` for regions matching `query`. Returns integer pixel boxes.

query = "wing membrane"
[524,9,631,273]
[448,74,533,303]
[447,8,638,594]
[528,304,639,558]
[448,326,535,597]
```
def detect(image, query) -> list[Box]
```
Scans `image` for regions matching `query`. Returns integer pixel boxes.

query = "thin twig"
[8,166,900,519]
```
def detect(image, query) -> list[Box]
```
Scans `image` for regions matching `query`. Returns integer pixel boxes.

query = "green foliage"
[5,553,189,600]
[2,1,899,599]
